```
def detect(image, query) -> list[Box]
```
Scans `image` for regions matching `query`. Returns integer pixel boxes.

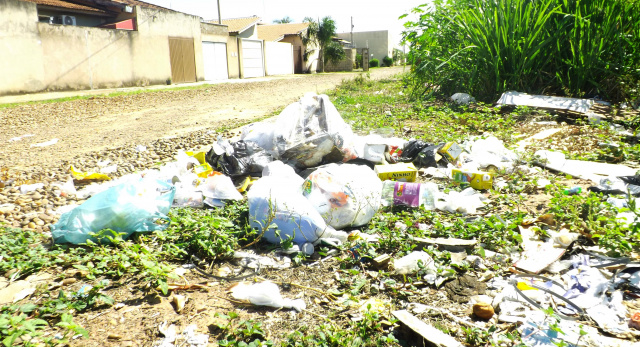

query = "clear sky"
[143,0,428,47]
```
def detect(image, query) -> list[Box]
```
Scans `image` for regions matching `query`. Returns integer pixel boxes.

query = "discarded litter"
[380,181,438,209]
[51,178,175,244]
[303,163,382,229]
[394,251,436,275]
[374,162,418,182]
[69,165,111,181]
[230,281,306,312]
[31,138,59,147]
[451,169,493,190]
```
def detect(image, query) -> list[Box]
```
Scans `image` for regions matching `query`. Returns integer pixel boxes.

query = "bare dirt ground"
[0,67,405,171]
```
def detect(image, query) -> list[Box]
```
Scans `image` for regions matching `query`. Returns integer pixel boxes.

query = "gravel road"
[0,67,405,170]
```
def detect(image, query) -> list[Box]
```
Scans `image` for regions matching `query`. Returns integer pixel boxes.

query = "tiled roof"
[217,16,261,34]
[22,0,105,13]
[22,0,169,13]
[257,23,309,42]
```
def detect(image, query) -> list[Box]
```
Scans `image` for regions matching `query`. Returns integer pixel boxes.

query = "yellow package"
[452,169,493,190]
[438,142,463,162]
[374,163,417,182]
[69,165,111,181]
[193,163,213,178]
[185,151,206,165]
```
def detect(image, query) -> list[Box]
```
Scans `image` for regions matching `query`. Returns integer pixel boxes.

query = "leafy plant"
[369,59,379,68]
[382,56,393,67]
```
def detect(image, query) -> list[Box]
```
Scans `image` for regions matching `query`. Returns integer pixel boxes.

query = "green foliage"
[382,56,393,67]
[355,53,363,69]
[324,41,347,66]
[214,312,274,347]
[547,190,639,256]
[157,207,242,262]
[402,0,640,102]
[302,16,341,72]
[369,59,379,68]
[282,307,400,346]
[273,16,293,24]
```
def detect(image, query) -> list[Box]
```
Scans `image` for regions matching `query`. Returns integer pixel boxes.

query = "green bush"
[382,56,393,67]
[355,53,363,69]
[402,0,640,102]
[369,59,379,68]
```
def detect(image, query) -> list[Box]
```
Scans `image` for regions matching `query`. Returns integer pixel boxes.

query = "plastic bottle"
[563,186,582,195]
[380,181,438,209]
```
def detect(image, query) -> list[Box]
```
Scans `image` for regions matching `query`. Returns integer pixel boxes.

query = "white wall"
[264,41,293,76]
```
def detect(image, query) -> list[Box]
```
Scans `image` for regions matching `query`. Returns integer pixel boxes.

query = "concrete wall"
[336,30,392,63]
[280,34,318,73]
[0,0,217,95]
[0,0,45,94]
[264,41,293,76]
[226,36,240,78]
[237,24,258,39]
[324,48,356,72]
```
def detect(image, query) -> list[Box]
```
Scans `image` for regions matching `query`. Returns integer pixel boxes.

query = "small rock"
[62,278,77,286]
[107,334,122,340]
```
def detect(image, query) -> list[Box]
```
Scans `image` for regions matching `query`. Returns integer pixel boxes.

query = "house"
[336,30,393,63]
[215,16,264,78]
[1,0,231,96]
[257,23,317,74]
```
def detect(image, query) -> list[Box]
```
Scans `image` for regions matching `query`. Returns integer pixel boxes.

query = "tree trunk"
[319,47,324,73]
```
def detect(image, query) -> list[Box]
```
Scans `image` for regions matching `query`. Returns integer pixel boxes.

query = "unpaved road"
[0,67,405,170]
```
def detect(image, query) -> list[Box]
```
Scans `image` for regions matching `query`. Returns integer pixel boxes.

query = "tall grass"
[402,0,640,102]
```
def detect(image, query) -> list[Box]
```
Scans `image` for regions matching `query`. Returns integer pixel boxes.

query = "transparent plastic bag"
[302,164,382,229]
[51,178,175,244]
[248,176,335,245]
[273,93,357,168]
[200,175,242,200]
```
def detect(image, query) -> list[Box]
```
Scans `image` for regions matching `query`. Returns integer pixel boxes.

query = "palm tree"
[273,16,293,24]
[301,16,345,72]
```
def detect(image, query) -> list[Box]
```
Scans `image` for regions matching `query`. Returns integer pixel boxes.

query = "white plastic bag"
[261,161,303,187]
[200,175,242,200]
[303,164,382,229]
[248,176,335,245]
[230,281,306,312]
[394,251,436,275]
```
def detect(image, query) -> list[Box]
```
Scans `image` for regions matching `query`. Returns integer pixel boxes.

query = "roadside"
[0,67,404,170]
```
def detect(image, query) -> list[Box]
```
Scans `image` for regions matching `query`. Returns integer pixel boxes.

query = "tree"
[301,16,344,73]
[273,16,293,24]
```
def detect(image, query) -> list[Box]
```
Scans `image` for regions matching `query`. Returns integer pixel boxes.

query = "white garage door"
[241,39,265,78]
[202,42,228,81]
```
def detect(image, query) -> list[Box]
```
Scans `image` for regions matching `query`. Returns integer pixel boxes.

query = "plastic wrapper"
[69,165,111,181]
[394,251,436,275]
[51,178,175,244]
[303,164,382,229]
[230,281,306,312]
[273,93,357,168]
[172,182,204,208]
[205,138,273,178]
[262,161,304,187]
[248,176,337,245]
[200,175,242,200]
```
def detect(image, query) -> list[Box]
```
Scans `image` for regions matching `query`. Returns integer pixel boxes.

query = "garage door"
[241,39,264,78]
[168,37,196,83]
[202,42,228,81]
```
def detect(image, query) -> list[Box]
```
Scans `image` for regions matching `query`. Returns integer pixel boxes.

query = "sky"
[143,0,429,47]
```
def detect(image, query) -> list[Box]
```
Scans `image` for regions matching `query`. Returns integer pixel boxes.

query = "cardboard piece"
[374,163,417,182]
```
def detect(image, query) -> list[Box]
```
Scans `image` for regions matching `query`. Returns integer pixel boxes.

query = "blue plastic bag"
[51,179,175,244]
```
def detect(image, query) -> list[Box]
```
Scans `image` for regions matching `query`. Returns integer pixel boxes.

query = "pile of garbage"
[4,91,640,345]
[45,93,518,247]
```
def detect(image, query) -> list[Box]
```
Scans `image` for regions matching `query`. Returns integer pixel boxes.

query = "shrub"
[382,56,393,67]
[355,53,363,69]
[369,59,379,68]
[402,0,640,102]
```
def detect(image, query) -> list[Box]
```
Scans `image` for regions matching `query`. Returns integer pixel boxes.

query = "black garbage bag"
[398,140,443,168]
[588,174,640,196]
[205,140,273,177]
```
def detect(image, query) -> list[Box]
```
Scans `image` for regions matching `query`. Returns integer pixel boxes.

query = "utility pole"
[217,0,221,24]
[350,16,354,48]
